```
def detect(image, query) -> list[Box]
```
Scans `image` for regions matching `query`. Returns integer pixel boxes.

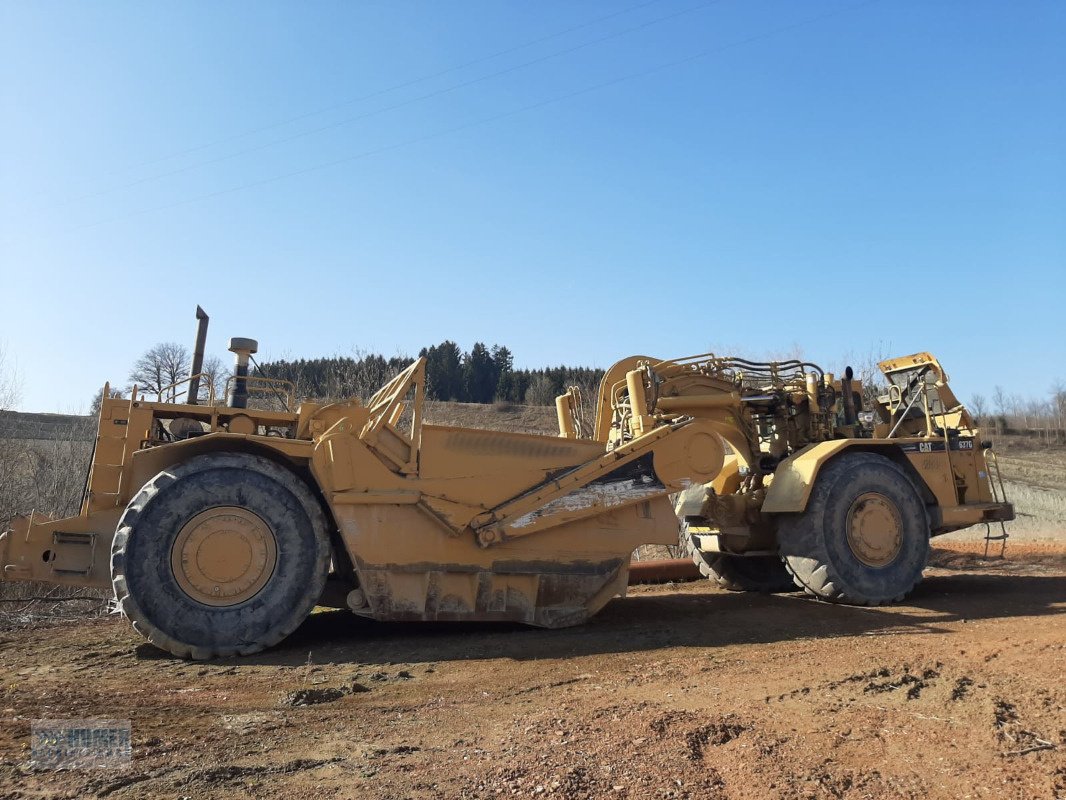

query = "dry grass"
[0,433,110,624]
[993,438,1066,491]
[972,436,1066,542]
[422,400,557,435]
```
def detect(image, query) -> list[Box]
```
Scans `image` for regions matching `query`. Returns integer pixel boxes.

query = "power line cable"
[23,0,667,205]
[128,0,668,170]
[49,0,722,210]
[73,0,881,234]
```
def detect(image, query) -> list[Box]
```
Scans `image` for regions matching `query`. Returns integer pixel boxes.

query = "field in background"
[986,440,1066,542]
[423,399,559,435]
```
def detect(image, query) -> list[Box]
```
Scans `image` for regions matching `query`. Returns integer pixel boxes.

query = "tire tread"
[779,452,928,606]
[111,453,330,659]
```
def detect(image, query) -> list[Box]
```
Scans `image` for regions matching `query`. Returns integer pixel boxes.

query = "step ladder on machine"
[982,447,1009,558]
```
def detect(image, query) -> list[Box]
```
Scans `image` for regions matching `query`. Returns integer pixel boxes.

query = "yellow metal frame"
[0,348,1014,627]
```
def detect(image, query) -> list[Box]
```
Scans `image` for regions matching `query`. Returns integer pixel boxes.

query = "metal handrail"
[155,373,217,405]
[983,448,1008,505]
[886,381,925,438]
[222,375,296,412]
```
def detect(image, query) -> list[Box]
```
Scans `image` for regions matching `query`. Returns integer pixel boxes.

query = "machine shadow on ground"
[133,569,1066,666]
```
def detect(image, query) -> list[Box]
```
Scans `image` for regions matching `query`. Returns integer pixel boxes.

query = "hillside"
[0,411,92,441]
[423,400,556,435]
[0,403,559,441]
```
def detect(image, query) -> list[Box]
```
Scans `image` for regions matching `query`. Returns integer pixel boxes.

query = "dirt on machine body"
[0,315,1013,658]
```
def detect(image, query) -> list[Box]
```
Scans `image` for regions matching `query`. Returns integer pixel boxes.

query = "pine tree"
[422,341,463,401]
[463,343,496,403]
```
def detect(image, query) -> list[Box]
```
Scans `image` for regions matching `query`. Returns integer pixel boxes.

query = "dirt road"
[2,545,1064,800]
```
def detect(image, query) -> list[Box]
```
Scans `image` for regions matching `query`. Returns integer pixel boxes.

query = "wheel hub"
[171,507,277,606]
[845,492,903,568]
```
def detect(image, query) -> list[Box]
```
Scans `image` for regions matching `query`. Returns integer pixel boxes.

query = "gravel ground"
[1,543,1063,800]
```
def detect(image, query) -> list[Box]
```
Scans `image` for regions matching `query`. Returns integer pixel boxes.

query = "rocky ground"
[1,543,1063,800]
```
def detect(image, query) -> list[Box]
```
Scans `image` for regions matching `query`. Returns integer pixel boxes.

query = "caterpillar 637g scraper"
[0,318,1012,658]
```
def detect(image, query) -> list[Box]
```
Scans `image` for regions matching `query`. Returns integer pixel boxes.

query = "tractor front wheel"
[111,452,331,659]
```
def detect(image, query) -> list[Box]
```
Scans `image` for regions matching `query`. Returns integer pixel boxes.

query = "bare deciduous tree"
[990,385,1009,434]
[992,385,1008,417]
[198,354,228,404]
[1051,381,1066,435]
[523,375,557,406]
[846,343,891,409]
[0,345,20,412]
[0,346,26,525]
[88,386,125,417]
[128,342,190,400]
[1011,394,1028,429]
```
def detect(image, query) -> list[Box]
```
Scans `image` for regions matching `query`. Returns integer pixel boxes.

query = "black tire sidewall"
[122,460,326,652]
[816,459,928,600]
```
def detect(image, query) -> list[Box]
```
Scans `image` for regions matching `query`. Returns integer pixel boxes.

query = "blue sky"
[2,0,1063,412]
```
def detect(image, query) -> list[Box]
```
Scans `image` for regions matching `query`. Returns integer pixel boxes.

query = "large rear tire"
[682,523,795,593]
[778,452,929,605]
[111,452,331,659]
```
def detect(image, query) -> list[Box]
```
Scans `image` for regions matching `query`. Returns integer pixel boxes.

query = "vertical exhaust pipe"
[841,366,857,425]
[186,306,209,405]
[228,338,258,409]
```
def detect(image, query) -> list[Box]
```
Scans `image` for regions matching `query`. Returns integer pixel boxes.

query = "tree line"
[95,340,1066,440]
[88,340,604,411]
[970,384,1066,444]
[257,341,604,406]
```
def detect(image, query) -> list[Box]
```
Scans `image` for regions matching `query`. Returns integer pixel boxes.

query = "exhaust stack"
[841,365,857,425]
[186,306,209,405]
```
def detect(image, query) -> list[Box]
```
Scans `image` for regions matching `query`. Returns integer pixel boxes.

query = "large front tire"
[778,452,929,605]
[111,452,331,659]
